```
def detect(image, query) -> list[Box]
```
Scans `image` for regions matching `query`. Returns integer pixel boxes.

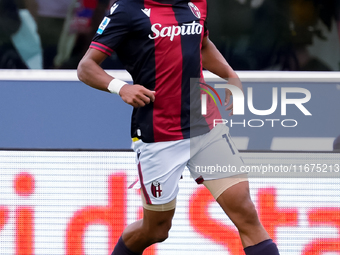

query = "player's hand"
[224,78,243,116]
[224,88,233,116]
[119,84,156,108]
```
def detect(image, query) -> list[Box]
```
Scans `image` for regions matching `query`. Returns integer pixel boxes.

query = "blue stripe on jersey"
[172,1,210,139]
[127,0,156,141]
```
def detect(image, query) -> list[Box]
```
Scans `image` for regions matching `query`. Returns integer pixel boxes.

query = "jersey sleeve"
[90,2,130,56]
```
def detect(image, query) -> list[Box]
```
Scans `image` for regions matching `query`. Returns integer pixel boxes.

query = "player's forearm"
[77,58,113,92]
[202,38,242,91]
[202,38,238,79]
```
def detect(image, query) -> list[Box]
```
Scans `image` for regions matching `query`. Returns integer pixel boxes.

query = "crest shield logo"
[151,181,163,198]
[188,2,201,19]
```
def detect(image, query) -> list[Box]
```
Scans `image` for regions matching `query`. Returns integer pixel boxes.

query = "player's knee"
[154,230,169,243]
[150,222,171,243]
[142,206,175,245]
[243,202,259,224]
[232,200,260,230]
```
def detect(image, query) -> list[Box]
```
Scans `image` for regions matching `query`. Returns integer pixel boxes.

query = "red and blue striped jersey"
[90,0,220,142]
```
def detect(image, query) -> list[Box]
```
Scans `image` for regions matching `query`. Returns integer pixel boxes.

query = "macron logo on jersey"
[110,3,119,14]
[142,8,151,17]
[148,21,203,41]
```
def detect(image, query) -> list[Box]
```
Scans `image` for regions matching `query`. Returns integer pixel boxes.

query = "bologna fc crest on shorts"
[188,2,201,19]
[151,181,163,198]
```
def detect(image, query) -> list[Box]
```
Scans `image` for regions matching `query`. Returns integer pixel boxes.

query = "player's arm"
[77,48,155,107]
[201,36,243,115]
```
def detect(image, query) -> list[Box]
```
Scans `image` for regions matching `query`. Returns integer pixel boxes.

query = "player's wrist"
[107,78,128,95]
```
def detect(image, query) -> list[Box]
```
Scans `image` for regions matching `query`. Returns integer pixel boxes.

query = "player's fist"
[119,84,156,108]
[225,88,233,116]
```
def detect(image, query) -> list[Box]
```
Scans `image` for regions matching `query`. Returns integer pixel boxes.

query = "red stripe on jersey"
[90,42,114,56]
[145,0,184,142]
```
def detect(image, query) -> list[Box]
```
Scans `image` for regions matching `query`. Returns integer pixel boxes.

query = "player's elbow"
[77,59,88,83]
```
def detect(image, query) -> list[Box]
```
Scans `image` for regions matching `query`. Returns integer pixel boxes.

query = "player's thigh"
[188,124,244,184]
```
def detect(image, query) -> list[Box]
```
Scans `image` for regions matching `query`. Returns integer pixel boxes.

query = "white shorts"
[130,124,245,205]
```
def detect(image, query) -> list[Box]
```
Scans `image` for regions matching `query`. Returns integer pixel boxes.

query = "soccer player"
[77,0,280,254]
